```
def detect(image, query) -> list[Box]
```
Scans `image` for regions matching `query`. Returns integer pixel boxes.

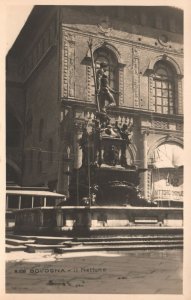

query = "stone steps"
[6,234,35,241]
[6,234,73,245]
[74,235,183,242]
[6,238,36,246]
[87,227,183,235]
[55,243,183,254]
[5,231,183,253]
[82,239,183,246]
[35,236,73,245]
[6,240,183,253]
[25,238,183,253]
[25,244,74,253]
[6,244,27,252]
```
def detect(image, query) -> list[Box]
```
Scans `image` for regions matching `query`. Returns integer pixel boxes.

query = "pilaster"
[132,47,140,108]
[142,129,150,199]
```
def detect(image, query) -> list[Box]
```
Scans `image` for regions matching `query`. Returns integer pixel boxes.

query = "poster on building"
[1,1,191,300]
[150,143,183,203]
[152,167,183,201]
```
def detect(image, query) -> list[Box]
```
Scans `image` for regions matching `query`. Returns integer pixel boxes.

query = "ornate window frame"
[147,55,183,115]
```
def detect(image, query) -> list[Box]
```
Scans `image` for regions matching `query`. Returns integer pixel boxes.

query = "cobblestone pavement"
[6,249,183,294]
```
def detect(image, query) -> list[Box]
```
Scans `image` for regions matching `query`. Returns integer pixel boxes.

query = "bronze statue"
[96,62,119,112]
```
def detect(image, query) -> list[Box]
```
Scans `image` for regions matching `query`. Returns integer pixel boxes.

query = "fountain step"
[6,244,27,252]
[74,235,183,242]
[35,237,74,245]
[6,234,37,241]
[25,239,183,253]
[5,229,183,253]
[82,240,183,246]
[25,243,82,253]
[55,243,183,254]
[6,233,37,241]
[6,238,36,246]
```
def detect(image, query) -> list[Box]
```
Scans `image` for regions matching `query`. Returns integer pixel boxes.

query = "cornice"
[62,26,183,58]
[60,99,183,122]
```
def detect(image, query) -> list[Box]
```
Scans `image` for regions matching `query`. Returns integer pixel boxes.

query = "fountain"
[69,111,152,207]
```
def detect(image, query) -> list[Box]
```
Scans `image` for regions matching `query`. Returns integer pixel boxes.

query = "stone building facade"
[6,6,183,202]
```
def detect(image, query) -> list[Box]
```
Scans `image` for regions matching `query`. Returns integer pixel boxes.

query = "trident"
[87,38,100,113]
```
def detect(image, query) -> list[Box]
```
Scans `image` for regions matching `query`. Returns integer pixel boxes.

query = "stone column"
[31,196,34,208]
[55,209,64,228]
[73,121,83,169]
[18,195,21,210]
[142,130,149,199]
[73,120,84,206]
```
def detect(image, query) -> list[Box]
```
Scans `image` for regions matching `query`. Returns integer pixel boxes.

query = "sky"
[6,5,33,53]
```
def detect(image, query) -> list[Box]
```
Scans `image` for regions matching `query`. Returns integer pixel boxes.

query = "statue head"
[100,62,108,71]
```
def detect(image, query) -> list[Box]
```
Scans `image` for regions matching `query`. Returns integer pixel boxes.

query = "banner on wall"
[151,167,183,201]
[150,143,183,201]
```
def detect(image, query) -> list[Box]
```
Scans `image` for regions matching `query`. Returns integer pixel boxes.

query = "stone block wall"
[23,49,60,187]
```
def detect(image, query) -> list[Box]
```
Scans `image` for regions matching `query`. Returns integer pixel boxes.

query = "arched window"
[48,138,53,164]
[153,61,175,114]
[94,47,118,97]
[39,119,44,141]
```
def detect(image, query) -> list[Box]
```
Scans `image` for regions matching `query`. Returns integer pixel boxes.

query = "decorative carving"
[119,68,124,105]
[177,79,183,115]
[147,170,152,200]
[132,47,140,108]
[62,40,68,97]
[176,123,183,131]
[158,35,169,47]
[97,17,113,36]
[148,75,155,111]
[151,120,168,129]
[169,123,176,131]
[73,119,85,132]
[86,65,92,101]
[141,119,151,128]
[65,32,76,42]
[62,31,76,98]
[68,41,75,97]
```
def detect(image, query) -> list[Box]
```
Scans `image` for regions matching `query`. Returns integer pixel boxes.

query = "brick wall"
[60,7,183,113]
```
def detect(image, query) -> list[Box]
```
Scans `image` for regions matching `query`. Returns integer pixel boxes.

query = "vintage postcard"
[1,0,191,299]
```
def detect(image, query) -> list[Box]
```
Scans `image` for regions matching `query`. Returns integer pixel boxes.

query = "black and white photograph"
[3,1,190,297]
